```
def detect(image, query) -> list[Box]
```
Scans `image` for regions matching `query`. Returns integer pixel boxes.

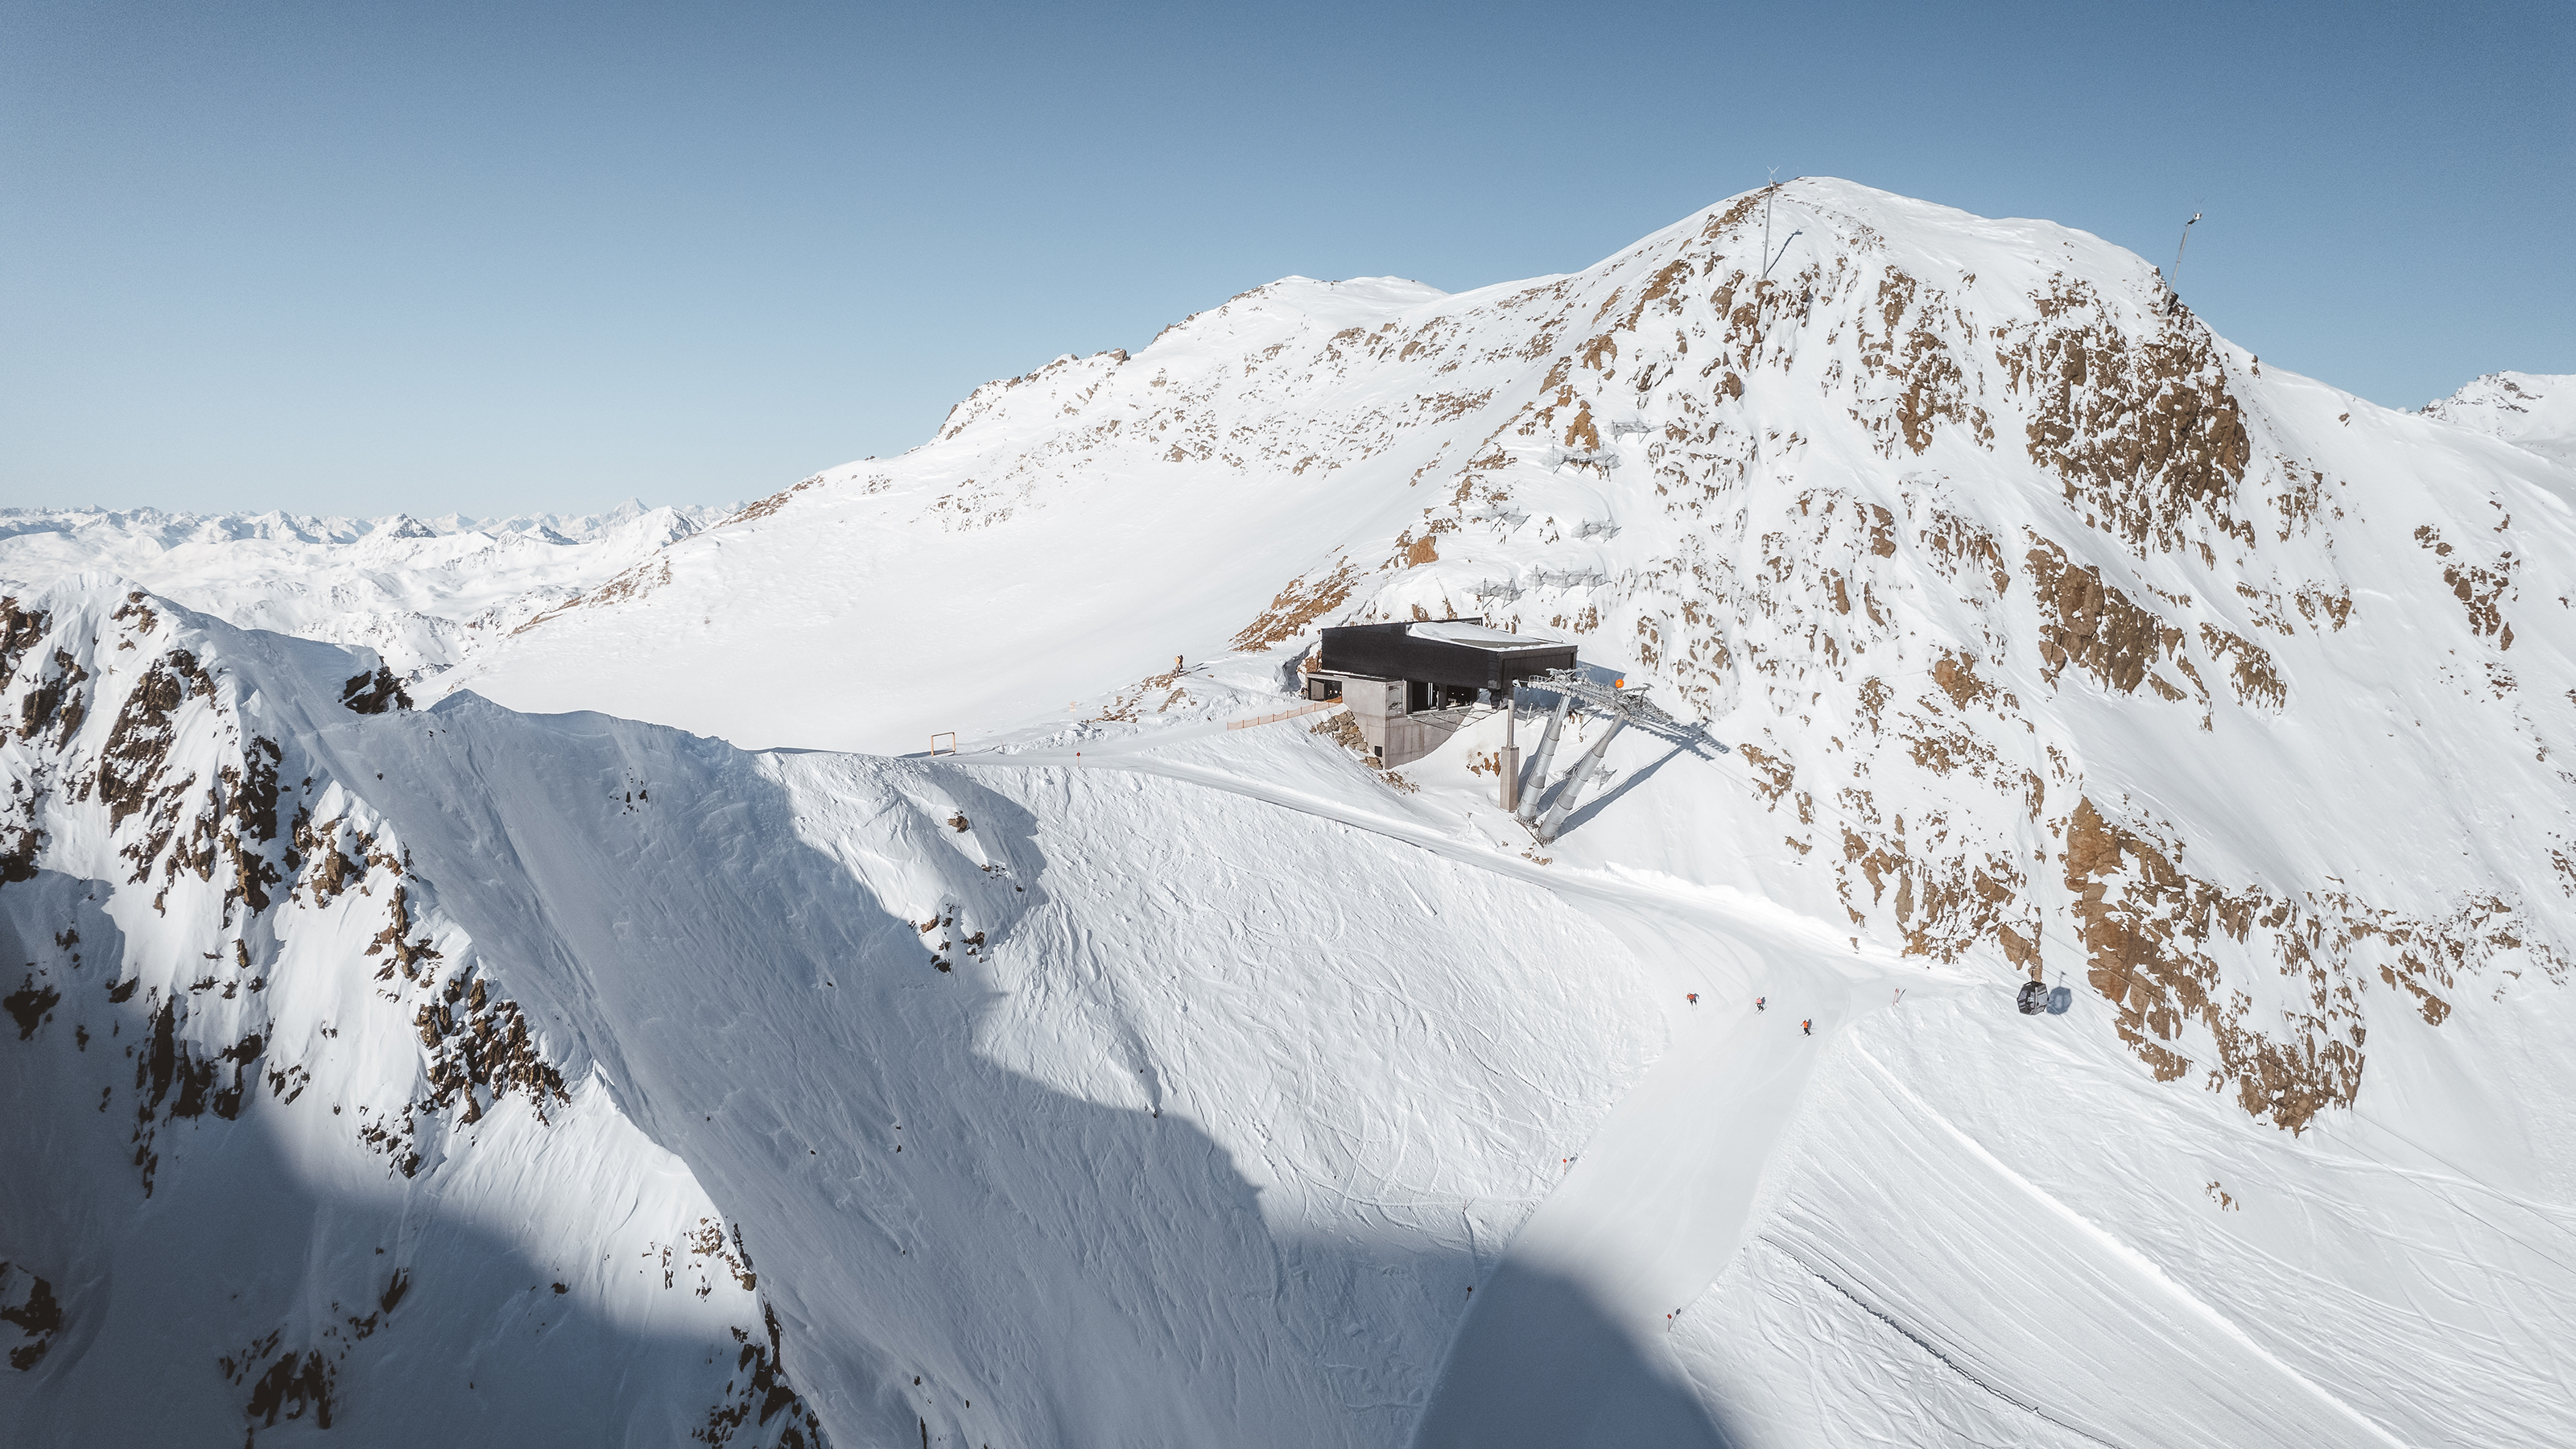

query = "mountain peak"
[2422,369,2576,469]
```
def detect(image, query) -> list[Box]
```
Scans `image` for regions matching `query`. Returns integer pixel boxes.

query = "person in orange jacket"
[1801,1019,1812,1036]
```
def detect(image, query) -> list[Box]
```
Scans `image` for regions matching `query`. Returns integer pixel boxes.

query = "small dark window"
[1306,677,1342,702]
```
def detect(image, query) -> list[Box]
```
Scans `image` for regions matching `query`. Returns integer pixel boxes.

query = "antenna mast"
[2170,209,2202,287]
[1762,167,1776,275]
[1758,168,1802,281]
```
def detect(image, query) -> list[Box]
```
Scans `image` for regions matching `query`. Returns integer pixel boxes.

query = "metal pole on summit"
[2171,211,2202,288]
[1758,170,1800,281]
[1762,170,1773,278]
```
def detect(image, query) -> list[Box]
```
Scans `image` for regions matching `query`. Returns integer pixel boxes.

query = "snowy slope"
[8,180,2576,1447]
[0,502,726,685]
[2423,370,2576,469]
[0,583,1686,1446]
[9,577,2567,1447]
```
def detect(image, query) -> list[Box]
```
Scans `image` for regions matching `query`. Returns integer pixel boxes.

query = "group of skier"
[1687,993,1810,1036]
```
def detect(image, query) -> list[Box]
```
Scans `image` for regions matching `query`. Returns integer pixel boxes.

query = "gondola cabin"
[1306,618,1575,766]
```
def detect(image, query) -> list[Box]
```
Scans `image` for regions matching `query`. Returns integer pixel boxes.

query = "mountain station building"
[1305,619,1576,766]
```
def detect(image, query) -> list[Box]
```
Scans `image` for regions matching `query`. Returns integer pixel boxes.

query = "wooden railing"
[1224,699,1342,732]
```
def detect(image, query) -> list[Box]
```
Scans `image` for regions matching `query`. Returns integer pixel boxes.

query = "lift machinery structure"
[1501,668,1727,842]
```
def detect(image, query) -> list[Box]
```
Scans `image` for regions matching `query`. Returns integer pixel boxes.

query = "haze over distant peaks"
[0,500,732,682]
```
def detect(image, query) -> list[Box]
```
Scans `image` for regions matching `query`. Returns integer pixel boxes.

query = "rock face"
[5,182,2574,1447]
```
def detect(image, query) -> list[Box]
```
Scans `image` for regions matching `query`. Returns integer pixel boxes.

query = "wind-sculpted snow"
[0,583,1675,1446]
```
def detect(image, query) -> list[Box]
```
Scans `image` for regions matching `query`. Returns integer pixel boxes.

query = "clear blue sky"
[4,1,2567,518]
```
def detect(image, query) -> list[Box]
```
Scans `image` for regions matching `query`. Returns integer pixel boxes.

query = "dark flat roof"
[1319,619,1576,690]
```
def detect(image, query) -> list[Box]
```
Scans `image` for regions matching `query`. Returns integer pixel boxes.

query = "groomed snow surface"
[6,180,2574,1447]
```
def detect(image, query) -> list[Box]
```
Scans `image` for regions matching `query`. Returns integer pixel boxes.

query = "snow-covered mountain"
[6,180,2574,1447]
[0,502,729,685]
[2423,370,2576,469]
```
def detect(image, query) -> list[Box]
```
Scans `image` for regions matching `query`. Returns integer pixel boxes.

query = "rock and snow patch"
[0,584,822,1446]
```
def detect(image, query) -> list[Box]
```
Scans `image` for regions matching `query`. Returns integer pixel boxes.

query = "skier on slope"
[1801,1019,1812,1036]
[1755,997,1765,1012]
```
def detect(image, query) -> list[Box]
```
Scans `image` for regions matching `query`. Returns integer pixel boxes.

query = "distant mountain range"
[0,501,731,682]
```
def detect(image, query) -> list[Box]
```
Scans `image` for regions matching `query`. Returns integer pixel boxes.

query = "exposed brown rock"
[1,1263,63,1370]
[2062,797,2562,1133]
[1736,744,1794,807]
[2413,525,2515,647]
[1232,558,1359,651]
[2025,539,2186,695]
[413,963,568,1124]
[0,599,49,686]
[1997,275,2256,553]
[16,648,89,748]
[2196,625,2286,709]
[1852,270,1991,457]
[1930,651,1994,708]
[244,1349,332,1428]
[98,650,217,831]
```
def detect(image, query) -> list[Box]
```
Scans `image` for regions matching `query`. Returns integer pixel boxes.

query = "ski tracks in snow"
[1832,1043,2413,1449]
[959,736,2483,1447]
[968,739,1964,1447]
